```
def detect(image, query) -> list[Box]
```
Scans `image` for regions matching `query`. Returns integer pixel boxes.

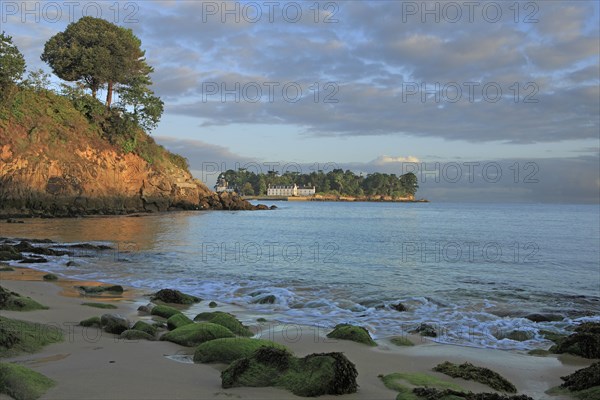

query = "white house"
[267,184,315,197]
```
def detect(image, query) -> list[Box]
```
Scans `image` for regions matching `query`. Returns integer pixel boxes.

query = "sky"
[2,0,599,203]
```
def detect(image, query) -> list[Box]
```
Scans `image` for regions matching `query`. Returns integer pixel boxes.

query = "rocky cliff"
[0,88,266,217]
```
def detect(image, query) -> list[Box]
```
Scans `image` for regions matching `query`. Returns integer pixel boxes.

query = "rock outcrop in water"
[0,88,268,217]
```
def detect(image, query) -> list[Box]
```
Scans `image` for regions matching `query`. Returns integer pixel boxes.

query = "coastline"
[243,195,429,203]
[0,264,588,399]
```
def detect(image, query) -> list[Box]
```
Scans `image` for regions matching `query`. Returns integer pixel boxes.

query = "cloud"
[373,155,421,164]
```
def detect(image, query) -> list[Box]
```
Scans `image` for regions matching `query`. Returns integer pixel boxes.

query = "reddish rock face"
[0,145,261,217]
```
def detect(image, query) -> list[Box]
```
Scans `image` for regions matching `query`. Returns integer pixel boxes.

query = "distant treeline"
[217,169,418,198]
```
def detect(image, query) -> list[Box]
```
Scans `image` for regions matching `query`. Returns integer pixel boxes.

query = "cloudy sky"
[3,0,599,202]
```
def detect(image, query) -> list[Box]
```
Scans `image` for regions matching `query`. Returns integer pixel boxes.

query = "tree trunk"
[106,81,113,108]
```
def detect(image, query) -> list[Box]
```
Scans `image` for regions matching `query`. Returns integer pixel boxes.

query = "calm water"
[2,202,599,349]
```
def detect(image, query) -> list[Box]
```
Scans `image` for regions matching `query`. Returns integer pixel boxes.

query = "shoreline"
[0,263,590,399]
[243,195,429,202]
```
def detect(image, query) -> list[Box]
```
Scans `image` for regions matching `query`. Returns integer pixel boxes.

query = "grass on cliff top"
[0,87,190,172]
[0,362,55,400]
[0,317,63,358]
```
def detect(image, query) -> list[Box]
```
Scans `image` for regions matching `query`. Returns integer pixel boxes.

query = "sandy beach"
[0,266,591,400]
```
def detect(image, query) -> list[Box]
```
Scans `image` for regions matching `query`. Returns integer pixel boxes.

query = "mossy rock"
[167,314,194,330]
[100,314,130,335]
[132,320,157,336]
[194,312,253,337]
[433,361,517,393]
[550,322,600,359]
[120,329,155,341]
[251,294,276,304]
[194,338,288,364]
[42,274,58,281]
[150,304,183,319]
[0,286,48,311]
[257,318,267,323]
[379,372,466,399]
[527,349,550,357]
[391,336,414,346]
[221,347,358,396]
[0,266,15,271]
[540,330,567,344]
[0,362,55,400]
[326,324,377,346]
[411,323,437,338]
[209,301,218,308]
[160,322,235,346]
[412,387,533,400]
[81,302,117,309]
[0,317,63,357]
[76,285,124,294]
[495,330,534,342]
[560,362,600,392]
[79,316,101,328]
[151,289,201,305]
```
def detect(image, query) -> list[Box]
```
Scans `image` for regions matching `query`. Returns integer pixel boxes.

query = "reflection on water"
[0,212,202,250]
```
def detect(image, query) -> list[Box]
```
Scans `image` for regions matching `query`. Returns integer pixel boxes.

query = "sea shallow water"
[2,202,599,350]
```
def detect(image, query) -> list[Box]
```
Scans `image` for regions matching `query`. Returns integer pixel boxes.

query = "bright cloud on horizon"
[2,0,599,203]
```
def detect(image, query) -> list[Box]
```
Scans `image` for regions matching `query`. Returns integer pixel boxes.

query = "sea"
[2,202,599,350]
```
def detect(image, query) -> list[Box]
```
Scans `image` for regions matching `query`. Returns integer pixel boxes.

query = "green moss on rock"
[81,302,117,309]
[194,312,253,337]
[433,361,517,393]
[0,317,63,357]
[221,347,358,396]
[120,329,155,341]
[42,274,58,281]
[550,322,600,359]
[412,388,533,400]
[0,362,55,400]
[326,324,377,346]
[391,336,415,346]
[160,322,234,346]
[209,301,218,308]
[150,304,183,319]
[0,286,47,311]
[560,362,600,392]
[79,316,101,328]
[151,289,201,305]
[527,349,550,357]
[76,285,124,294]
[132,320,157,336]
[167,314,193,330]
[379,372,465,400]
[194,338,288,364]
[100,314,130,335]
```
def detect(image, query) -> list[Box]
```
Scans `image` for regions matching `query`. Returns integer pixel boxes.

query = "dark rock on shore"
[433,361,517,393]
[251,294,276,304]
[77,285,124,295]
[524,313,563,323]
[19,256,48,264]
[560,362,600,391]
[411,323,437,337]
[221,347,359,396]
[150,289,201,305]
[390,302,407,312]
[412,388,533,400]
[100,314,130,334]
[550,322,600,359]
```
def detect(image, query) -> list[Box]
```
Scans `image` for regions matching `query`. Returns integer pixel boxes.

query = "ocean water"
[2,202,599,350]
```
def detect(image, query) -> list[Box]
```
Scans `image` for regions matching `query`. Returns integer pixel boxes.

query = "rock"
[433,361,517,393]
[390,302,407,312]
[150,304,182,319]
[0,363,55,400]
[524,313,563,323]
[0,245,22,261]
[208,301,217,308]
[221,347,359,396]
[19,256,48,263]
[120,329,155,341]
[326,324,377,346]
[251,294,276,304]
[560,362,600,391]
[390,336,414,346]
[193,311,253,337]
[100,314,130,335]
[66,243,113,250]
[6,218,24,223]
[131,320,158,336]
[167,314,194,330]
[14,241,70,256]
[193,338,289,364]
[550,322,600,359]
[411,323,438,338]
[42,274,58,281]
[0,286,47,311]
[412,388,533,400]
[137,303,155,315]
[76,285,124,294]
[79,316,102,327]
[65,261,79,267]
[150,288,201,305]
[159,322,235,346]
[495,330,534,342]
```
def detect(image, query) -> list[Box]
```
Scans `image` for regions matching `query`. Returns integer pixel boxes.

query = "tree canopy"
[217,169,419,198]
[41,16,149,108]
[0,31,26,90]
